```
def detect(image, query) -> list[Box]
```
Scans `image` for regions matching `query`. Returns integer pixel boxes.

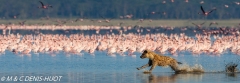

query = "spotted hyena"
[137,50,182,72]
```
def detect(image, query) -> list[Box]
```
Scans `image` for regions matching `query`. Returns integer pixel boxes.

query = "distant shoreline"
[0,19,239,27]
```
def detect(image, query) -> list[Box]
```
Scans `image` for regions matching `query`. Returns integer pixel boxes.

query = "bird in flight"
[209,22,218,27]
[192,22,205,28]
[38,1,52,9]
[146,11,166,16]
[198,6,216,16]
[10,14,20,19]
[19,20,26,26]
[101,16,112,23]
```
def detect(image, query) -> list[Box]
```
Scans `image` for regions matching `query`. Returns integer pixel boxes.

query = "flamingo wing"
[200,6,205,14]
[48,5,53,8]
[192,23,197,26]
[100,16,106,19]
[208,9,216,14]
[209,23,213,26]
[200,22,205,25]
[39,1,44,6]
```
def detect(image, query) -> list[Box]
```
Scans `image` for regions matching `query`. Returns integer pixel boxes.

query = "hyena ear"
[143,50,148,53]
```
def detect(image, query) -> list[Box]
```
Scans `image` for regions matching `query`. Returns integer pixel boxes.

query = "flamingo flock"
[1,32,240,57]
[0,24,123,31]
[0,1,240,57]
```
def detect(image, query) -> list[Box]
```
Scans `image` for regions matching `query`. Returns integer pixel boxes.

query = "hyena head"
[140,50,153,59]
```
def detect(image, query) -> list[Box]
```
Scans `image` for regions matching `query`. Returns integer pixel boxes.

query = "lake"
[0,51,239,83]
[0,28,240,83]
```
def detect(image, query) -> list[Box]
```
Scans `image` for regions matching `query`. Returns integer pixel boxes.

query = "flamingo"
[198,6,216,16]
[38,1,53,9]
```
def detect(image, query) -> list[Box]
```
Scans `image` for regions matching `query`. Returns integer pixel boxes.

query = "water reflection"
[0,72,203,83]
[1,72,239,83]
[138,73,203,83]
[144,73,178,83]
[226,73,238,77]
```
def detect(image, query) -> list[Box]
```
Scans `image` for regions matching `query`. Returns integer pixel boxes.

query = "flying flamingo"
[209,22,218,27]
[198,6,216,16]
[38,1,53,9]
[192,22,205,28]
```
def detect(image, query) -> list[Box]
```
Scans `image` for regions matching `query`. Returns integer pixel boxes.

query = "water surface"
[0,51,239,83]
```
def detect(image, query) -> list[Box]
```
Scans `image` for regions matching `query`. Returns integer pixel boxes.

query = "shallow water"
[0,51,240,83]
[0,28,240,83]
